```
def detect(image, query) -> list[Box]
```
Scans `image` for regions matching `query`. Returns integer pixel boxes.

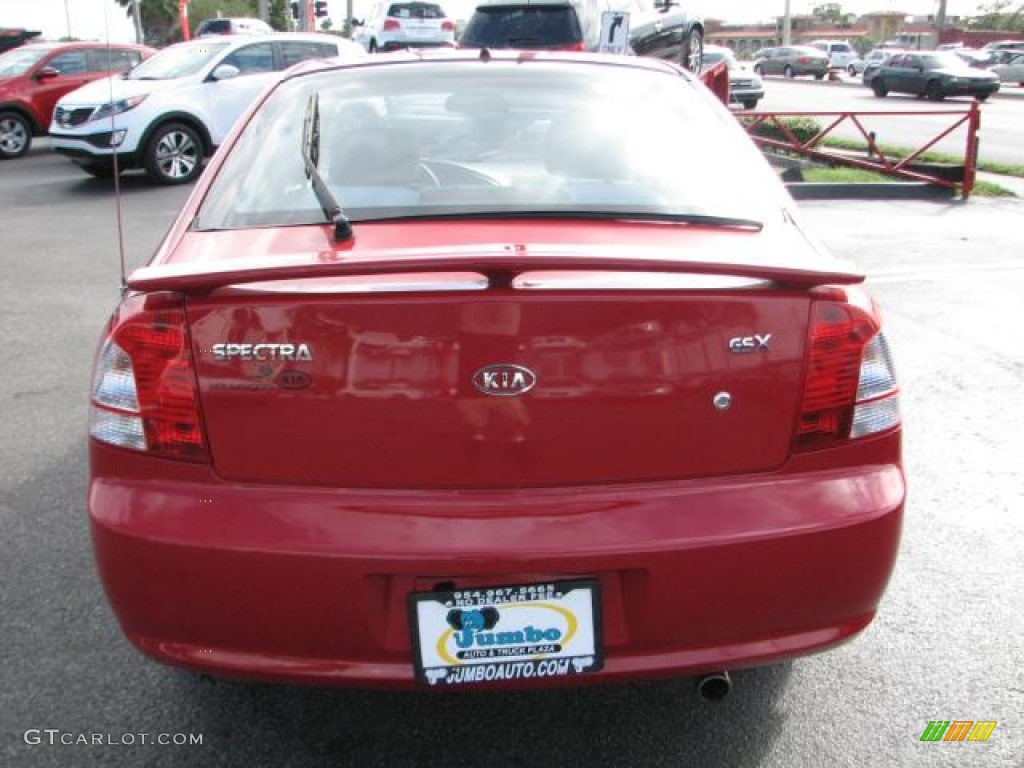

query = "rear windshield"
[388,3,446,18]
[197,19,231,34]
[460,6,581,49]
[195,61,782,231]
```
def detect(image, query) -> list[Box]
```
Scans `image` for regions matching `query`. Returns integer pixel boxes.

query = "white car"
[808,39,857,70]
[49,33,364,184]
[352,2,455,53]
[992,52,1024,85]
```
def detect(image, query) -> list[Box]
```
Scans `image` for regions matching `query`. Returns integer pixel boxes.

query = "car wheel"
[680,27,703,74]
[144,122,203,185]
[784,65,794,78]
[368,39,378,54]
[742,99,758,110]
[814,72,825,80]
[925,80,945,101]
[847,64,857,76]
[753,64,763,76]
[976,92,991,102]
[872,79,888,97]
[0,111,31,159]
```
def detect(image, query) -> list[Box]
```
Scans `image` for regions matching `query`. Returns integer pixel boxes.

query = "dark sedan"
[869,51,1000,101]
[628,0,705,73]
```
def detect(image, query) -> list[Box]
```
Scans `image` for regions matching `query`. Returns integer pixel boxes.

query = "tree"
[970,1,1024,30]
[115,0,185,45]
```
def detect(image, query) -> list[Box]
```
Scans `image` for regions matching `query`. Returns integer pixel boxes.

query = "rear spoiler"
[128,247,864,294]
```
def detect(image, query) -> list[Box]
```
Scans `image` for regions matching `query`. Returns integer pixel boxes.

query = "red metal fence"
[736,103,981,198]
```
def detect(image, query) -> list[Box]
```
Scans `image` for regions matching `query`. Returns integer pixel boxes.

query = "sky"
[1,0,990,43]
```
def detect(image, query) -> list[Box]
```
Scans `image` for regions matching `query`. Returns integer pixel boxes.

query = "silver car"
[753,46,829,79]
[702,45,764,109]
[992,52,1024,85]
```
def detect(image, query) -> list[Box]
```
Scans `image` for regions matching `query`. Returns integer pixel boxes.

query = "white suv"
[809,39,857,70]
[49,33,364,184]
[352,2,456,53]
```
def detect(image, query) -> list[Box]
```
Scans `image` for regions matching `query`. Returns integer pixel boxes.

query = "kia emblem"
[472,364,537,397]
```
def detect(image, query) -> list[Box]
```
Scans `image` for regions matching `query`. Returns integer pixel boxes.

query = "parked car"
[752,45,829,79]
[352,1,456,53]
[991,51,1024,85]
[980,39,1024,53]
[860,47,904,85]
[702,44,763,109]
[459,0,704,72]
[808,39,857,70]
[87,50,904,691]
[0,41,153,159]
[49,34,364,184]
[869,51,1000,101]
[458,0,590,51]
[625,0,705,73]
[195,17,274,36]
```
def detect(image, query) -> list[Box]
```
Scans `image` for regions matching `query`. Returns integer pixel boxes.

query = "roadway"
[754,75,1024,167]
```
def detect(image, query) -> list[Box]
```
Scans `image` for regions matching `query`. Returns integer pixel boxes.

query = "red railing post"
[963,100,980,200]
[179,0,190,41]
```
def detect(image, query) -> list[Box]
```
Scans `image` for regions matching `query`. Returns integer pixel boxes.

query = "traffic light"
[290,2,299,20]
[314,1,328,17]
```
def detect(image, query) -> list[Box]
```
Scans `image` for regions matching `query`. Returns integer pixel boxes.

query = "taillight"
[441,20,455,31]
[795,295,899,451]
[90,292,209,462]
[563,41,586,51]
[383,18,401,30]
[798,56,810,64]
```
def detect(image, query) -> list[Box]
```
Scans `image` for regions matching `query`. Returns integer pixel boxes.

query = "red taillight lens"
[798,56,810,64]
[796,296,899,450]
[90,292,209,462]
[383,18,401,30]
[564,41,586,51]
[441,20,455,31]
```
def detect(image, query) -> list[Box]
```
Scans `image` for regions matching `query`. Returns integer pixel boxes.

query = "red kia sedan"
[88,51,904,693]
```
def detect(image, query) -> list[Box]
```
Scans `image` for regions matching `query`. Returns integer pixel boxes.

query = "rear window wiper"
[302,91,353,242]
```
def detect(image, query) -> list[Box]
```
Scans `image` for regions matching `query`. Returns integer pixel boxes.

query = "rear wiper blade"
[361,209,764,231]
[302,91,353,242]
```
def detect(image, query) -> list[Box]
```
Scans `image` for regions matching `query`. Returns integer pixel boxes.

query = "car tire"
[847,64,857,76]
[680,27,703,74]
[368,39,378,54]
[784,65,794,78]
[872,79,888,97]
[144,122,203,185]
[0,111,32,159]
[753,64,763,76]
[814,72,825,80]
[976,92,991,102]
[925,80,945,101]
[742,99,758,110]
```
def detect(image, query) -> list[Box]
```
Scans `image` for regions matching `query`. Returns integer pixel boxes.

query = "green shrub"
[745,117,823,145]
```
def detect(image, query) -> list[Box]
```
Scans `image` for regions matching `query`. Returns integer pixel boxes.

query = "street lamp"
[782,0,791,46]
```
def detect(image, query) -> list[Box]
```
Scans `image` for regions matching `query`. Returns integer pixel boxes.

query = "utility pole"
[782,0,791,45]
[131,0,144,43]
[258,0,269,23]
[935,0,947,31]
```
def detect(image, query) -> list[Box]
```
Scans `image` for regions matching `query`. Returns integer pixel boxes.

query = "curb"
[786,181,958,200]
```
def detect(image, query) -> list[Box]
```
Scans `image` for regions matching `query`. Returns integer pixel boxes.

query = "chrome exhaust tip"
[696,670,731,701]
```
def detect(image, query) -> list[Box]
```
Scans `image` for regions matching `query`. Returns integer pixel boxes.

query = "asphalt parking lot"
[1,144,1022,768]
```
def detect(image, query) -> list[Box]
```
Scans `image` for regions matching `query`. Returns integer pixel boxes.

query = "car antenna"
[102,0,129,292]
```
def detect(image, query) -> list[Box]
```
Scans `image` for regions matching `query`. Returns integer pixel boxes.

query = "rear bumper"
[89,436,904,689]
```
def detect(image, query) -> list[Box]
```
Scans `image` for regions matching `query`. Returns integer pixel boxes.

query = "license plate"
[410,579,602,687]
